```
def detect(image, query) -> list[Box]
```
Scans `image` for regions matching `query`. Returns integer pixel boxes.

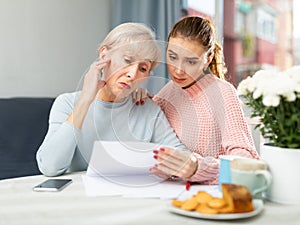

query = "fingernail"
[154,155,158,159]
[141,100,145,105]
[136,101,140,105]
[153,150,159,154]
[160,148,165,152]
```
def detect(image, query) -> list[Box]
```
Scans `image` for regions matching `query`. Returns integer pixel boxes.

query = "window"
[235,9,246,34]
[257,9,276,43]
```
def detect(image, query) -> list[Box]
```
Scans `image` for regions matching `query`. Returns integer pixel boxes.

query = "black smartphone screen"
[33,179,72,191]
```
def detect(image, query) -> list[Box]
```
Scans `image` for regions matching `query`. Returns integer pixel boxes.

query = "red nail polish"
[136,101,140,105]
[153,150,159,154]
[141,100,145,105]
[160,148,165,151]
[154,155,158,159]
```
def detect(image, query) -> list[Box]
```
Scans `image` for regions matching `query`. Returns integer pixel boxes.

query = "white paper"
[82,175,186,199]
[84,141,221,199]
[87,141,160,177]
[84,141,187,199]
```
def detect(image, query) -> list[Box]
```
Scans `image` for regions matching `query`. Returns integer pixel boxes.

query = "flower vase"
[260,144,300,204]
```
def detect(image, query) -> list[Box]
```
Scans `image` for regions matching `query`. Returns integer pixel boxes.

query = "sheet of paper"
[84,141,186,199]
[82,175,186,199]
[82,175,221,199]
[87,141,160,177]
[84,141,221,199]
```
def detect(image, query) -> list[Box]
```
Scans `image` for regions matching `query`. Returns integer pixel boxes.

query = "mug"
[230,158,272,198]
[218,155,243,190]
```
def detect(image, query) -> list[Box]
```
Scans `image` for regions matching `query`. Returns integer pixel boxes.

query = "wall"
[0,0,111,97]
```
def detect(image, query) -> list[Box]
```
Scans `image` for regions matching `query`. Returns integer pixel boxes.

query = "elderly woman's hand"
[81,59,110,103]
[150,147,198,180]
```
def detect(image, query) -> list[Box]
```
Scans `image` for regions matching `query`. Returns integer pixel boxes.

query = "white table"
[0,172,299,225]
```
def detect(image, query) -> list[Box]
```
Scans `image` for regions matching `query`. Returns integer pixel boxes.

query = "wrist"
[78,93,95,105]
[67,95,93,129]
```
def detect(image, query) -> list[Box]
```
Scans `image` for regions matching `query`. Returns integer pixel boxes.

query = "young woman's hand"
[81,59,110,103]
[150,147,198,179]
[132,88,153,105]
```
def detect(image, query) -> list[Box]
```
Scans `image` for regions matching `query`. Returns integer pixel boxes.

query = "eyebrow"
[168,49,200,61]
[124,54,151,63]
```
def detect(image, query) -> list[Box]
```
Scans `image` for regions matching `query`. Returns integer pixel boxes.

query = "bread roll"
[222,183,254,213]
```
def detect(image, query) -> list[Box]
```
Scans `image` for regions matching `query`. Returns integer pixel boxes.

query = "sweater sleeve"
[188,154,219,184]
[36,93,79,176]
[220,83,259,158]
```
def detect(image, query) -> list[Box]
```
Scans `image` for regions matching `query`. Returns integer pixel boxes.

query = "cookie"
[181,197,199,211]
[171,199,184,208]
[195,191,213,204]
[207,198,227,209]
[196,204,218,214]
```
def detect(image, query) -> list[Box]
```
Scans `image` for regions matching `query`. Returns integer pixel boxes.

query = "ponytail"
[209,42,227,80]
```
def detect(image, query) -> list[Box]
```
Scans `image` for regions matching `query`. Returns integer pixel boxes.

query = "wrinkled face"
[100,44,152,101]
[167,37,209,88]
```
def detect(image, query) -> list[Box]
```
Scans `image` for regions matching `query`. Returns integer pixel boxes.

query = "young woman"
[149,16,259,184]
[36,23,187,177]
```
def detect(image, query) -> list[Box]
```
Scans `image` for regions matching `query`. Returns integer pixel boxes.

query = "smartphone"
[33,179,72,192]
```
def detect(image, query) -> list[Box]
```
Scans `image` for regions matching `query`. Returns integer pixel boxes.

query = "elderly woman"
[36,23,186,177]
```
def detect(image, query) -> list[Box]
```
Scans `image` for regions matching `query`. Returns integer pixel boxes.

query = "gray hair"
[98,23,161,69]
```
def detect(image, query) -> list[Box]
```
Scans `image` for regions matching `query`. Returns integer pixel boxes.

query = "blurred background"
[0,0,298,97]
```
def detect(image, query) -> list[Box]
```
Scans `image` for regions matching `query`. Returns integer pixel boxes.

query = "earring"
[203,67,210,74]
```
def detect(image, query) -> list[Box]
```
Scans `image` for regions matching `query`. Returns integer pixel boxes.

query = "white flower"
[237,66,300,148]
[262,94,280,107]
[238,67,300,103]
[253,89,262,99]
[274,72,296,98]
[237,76,254,95]
[285,65,300,79]
[284,92,296,101]
[252,69,277,83]
[296,83,300,93]
[285,66,300,93]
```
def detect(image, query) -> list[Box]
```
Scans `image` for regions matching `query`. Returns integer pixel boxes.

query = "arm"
[220,83,259,158]
[68,60,109,129]
[36,94,80,176]
[36,60,109,176]
[149,107,199,180]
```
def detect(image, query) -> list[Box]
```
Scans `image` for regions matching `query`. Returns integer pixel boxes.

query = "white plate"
[168,199,264,220]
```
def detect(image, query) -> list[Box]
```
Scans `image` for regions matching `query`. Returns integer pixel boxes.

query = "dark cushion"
[0,98,54,180]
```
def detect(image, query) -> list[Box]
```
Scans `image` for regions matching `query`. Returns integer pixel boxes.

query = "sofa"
[0,97,55,180]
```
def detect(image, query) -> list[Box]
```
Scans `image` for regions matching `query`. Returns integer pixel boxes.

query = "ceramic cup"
[218,155,243,190]
[230,158,272,198]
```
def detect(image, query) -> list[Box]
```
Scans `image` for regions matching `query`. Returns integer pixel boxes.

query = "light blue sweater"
[36,91,186,176]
